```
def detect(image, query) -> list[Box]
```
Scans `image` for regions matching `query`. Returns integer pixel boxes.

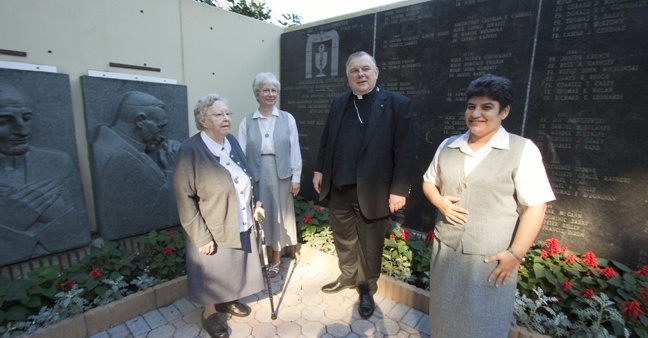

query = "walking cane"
[255,201,277,320]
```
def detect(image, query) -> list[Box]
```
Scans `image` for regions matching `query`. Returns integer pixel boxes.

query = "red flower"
[163,245,175,257]
[581,251,598,268]
[599,267,618,279]
[303,215,312,224]
[539,249,549,259]
[623,300,643,319]
[562,280,572,291]
[582,289,595,298]
[635,265,648,276]
[564,254,576,264]
[314,205,322,212]
[545,238,561,255]
[89,269,103,278]
[561,246,568,254]
[425,230,434,245]
[169,230,175,239]
[59,278,75,290]
[389,234,396,240]
[400,229,409,241]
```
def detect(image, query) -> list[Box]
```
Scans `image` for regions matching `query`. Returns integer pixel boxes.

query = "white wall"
[0,0,284,230]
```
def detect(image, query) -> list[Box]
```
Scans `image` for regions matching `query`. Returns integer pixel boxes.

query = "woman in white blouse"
[423,74,555,337]
[239,72,302,277]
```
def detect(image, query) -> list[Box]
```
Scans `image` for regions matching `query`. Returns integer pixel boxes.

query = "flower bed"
[0,228,185,337]
[3,197,647,337]
[295,197,648,337]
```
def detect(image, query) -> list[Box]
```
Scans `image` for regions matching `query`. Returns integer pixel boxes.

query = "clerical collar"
[354,86,379,100]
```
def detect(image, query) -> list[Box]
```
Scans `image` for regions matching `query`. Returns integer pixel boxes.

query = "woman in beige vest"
[238,72,302,277]
[423,74,555,337]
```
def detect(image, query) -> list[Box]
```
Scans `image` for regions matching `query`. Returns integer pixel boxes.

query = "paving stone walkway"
[88,257,430,338]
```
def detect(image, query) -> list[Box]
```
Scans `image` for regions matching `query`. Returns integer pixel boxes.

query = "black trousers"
[329,185,389,295]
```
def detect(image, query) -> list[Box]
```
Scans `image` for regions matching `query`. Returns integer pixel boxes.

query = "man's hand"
[388,194,406,213]
[312,172,323,194]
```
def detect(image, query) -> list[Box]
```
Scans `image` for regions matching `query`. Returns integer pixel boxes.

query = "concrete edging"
[24,276,188,338]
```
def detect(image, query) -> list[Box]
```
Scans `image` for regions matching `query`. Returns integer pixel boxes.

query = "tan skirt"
[428,237,516,338]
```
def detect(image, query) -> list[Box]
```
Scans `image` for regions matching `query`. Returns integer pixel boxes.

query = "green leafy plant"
[296,197,335,254]
[135,228,186,280]
[514,287,572,337]
[0,227,186,337]
[518,237,648,337]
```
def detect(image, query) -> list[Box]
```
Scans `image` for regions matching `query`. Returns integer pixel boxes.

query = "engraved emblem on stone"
[315,44,328,78]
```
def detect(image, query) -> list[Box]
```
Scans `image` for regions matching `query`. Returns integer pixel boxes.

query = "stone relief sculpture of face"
[0,85,32,156]
[90,90,181,241]
[109,91,178,171]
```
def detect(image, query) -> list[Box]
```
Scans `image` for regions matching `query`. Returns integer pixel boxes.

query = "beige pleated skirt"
[257,155,298,251]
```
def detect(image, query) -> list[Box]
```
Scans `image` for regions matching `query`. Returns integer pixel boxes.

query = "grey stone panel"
[81,76,188,241]
[0,68,91,265]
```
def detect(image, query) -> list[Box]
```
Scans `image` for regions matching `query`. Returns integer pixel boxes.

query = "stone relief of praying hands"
[0,178,66,229]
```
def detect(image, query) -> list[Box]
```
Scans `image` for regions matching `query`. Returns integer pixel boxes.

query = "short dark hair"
[465,74,513,110]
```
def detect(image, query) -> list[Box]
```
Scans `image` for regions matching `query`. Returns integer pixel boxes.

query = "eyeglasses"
[206,110,232,119]
[261,88,278,95]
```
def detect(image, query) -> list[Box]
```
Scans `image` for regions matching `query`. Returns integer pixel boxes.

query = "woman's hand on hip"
[199,241,215,255]
[434,195,469,225]
[484,251,519,287]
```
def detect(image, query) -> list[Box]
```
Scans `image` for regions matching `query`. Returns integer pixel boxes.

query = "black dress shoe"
[201,312,229,338]
[358,293,375,319]
[321,281,355,294]
[215,301,251,317]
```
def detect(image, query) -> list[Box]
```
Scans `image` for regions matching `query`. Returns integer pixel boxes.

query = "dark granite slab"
[81,76,188,241]
[0,68,91,265]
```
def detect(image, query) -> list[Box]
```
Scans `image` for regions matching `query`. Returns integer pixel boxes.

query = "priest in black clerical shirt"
[312,51,416,319]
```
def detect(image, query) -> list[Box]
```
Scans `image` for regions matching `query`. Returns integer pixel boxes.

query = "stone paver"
[90,256,430,337]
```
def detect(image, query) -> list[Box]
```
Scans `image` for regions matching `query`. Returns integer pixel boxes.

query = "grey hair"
[345,51,377,74]
[193,93,229,131]
[252,72,281,96]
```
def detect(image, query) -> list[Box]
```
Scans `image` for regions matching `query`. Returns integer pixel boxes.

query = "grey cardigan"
[173,133,256,249]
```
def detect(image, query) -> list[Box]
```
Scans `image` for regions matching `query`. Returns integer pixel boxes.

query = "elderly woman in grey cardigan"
[173,94,264,338]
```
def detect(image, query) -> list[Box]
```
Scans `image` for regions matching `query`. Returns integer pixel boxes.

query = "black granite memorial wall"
[280,0,648,268]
